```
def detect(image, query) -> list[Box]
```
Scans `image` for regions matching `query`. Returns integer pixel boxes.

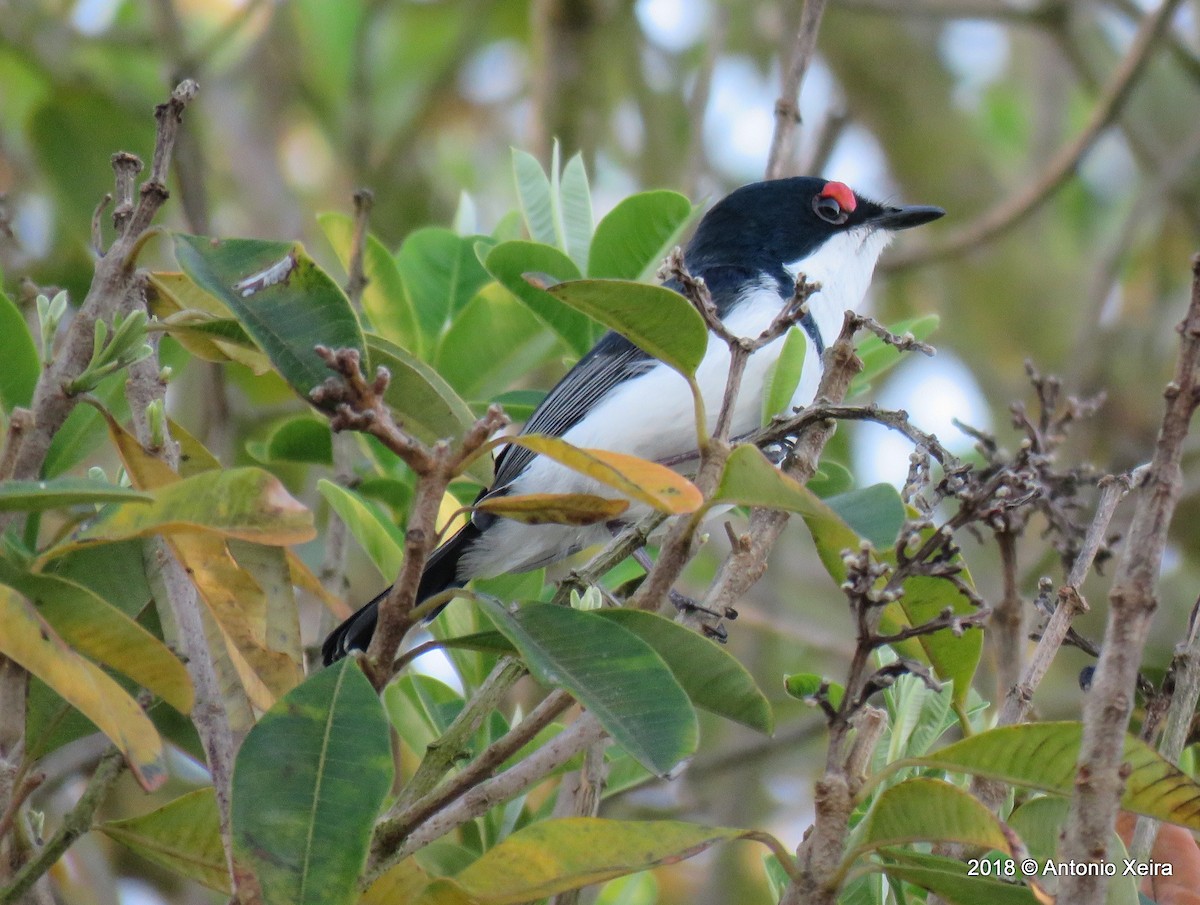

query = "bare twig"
[370,689,574,865]
[0,80,197,492]
[765,0,829,180]
[885,0,1184,270]
[0,748,124,905]
[310,347,508,687]
[379,712,608,870]
[1057,257,1200,905]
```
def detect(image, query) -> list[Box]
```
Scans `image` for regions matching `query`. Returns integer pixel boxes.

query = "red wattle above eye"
[819,181,856,213]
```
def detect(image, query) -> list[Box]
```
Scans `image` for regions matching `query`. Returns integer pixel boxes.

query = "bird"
[322,176,944,664]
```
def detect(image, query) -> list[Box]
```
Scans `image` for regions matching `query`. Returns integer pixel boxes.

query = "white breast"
[459,224,893,579]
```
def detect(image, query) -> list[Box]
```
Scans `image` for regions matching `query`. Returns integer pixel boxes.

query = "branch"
[884,0,1184,270]
[370,689,574,866]
[1056,256,1200,905]
[0,748,124,905]
[374,712,607,872]
[765,0,828,180]
[0,80,197,491]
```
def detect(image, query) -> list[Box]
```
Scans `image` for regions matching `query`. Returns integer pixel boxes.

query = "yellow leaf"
[0,586,166,790]
[505,435,702,514]
[477,493,629,525]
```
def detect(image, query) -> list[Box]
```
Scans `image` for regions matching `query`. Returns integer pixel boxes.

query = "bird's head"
[685,176,944,300]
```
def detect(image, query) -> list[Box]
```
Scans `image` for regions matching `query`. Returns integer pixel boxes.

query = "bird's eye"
[813,194,849,225]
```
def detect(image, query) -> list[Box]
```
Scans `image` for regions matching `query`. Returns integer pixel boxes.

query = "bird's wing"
[490,330,656,491]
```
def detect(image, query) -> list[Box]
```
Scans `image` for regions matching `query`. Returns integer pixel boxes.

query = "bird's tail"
[321,521,481,665]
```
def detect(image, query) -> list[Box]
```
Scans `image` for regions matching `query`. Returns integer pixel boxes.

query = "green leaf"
[44,467,314,560]
[433,818,747,905]
[852,777,1011,858]
[0,559,192,714]
[558,152,594,272]
[0,287,38,411]
[912,721,1200,830]
[232,659,394,905]
[396,227,495,349]
[246,415,333,466]
[512,148,557,246]
[318,212,423,355]
[783,673,845,711]
[0,478,152,512]
[851,315,939,396]
[382,674,465,762]
[366,334,492,485]
[100,789,229,893]
[173,234,366,404]
[546,279,707,377]
[807,460,854,498]
[435,283,562,399]
[711,444,824,513]
[481,600,698,776]
[42,370,131,477]
[761,327,807,427]
[589,190,697,282]
[485,241,591,355]
[0,586,166,791]
[825,484,906,550]
[317,479,405,579]
[595,609,773,734]
[878,851,1041,905]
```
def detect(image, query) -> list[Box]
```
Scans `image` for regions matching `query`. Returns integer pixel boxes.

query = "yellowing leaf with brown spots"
[0,586,166,790]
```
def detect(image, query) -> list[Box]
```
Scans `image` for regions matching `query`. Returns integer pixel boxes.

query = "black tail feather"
[321,522,482,665]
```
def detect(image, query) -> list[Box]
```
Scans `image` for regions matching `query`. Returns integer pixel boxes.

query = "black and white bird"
[323,176,943,664]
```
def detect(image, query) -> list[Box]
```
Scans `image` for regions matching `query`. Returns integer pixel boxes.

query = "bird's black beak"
[871,204,945,231]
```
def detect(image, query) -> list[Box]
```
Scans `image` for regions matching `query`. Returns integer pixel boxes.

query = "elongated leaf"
[366,334,492,485]
[246,415,333,466]
[395,227,495,348]
[0,288,38,411]
[45,467,314,559]
[362,858,433,905]
[0,560,192,713]
[711,444,823,513]
[100,789,229,892]
[879,852,1040,905]
[433,818,748,905]
[435,283,561,399]
[512,148,557,246]
[482,600,697,776]
[232,659,393,905]
[318,212,422,354]
[825,484,906,550]
[546,280,707,377]
[173,234,366,404]
[317,479,405,579]
[595,609,773,734]
[0,478,152,512]
[0,586,166,790]
[913,721,1200,830]
[476,493,629,526]
[761,327,807,426]
[589,190,696,282]
[503,435,701,514]
[229,540,303,672]
[853,777,1011,858]
[485,241,592,354]
[784,673,845,711]
[558,152,593,272]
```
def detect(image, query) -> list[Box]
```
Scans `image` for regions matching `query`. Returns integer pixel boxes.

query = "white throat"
[784,226,894,349]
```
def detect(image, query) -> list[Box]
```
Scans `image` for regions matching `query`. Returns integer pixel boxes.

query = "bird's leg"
[629,547,734,642]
